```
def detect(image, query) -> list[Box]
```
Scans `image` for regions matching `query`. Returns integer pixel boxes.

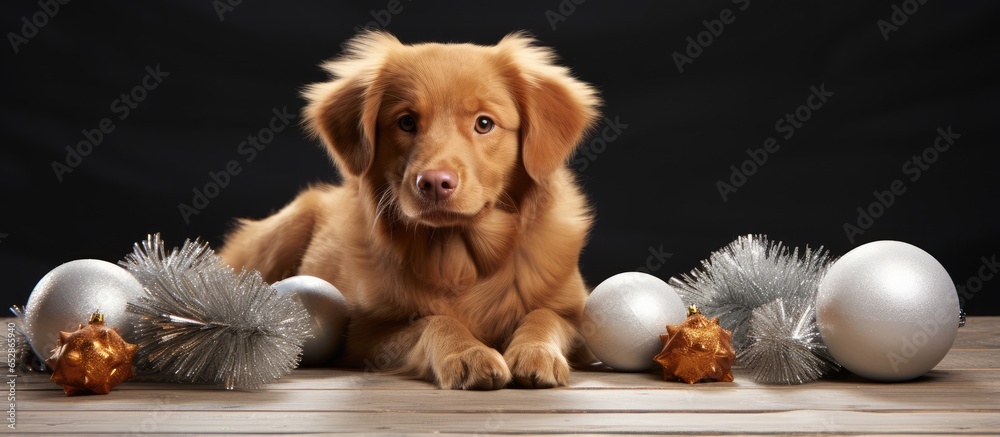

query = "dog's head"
[304,31,599,228]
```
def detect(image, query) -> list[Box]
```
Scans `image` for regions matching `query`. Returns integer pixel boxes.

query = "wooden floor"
[14,317,1000,435]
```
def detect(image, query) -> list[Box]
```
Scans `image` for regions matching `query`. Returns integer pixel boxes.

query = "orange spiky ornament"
[46,313,137,395]
[654,305,735,384]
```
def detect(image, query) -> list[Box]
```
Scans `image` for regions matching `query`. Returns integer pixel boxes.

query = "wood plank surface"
[13,411,1000,434]
[9,316,998,435]
[19,385,1000,413]
[17,349,996,391]
[13,352,998,392]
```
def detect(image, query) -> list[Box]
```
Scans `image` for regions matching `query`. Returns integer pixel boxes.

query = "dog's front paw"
[503,342,569,389]
[436,345,511,390]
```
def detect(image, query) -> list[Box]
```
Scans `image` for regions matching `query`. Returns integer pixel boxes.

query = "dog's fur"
[219,31,600,389]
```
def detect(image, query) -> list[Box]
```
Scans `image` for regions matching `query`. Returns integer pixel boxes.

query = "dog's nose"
[416,170,458,201]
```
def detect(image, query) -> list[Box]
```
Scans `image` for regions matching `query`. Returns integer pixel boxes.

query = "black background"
[2,1,998,315]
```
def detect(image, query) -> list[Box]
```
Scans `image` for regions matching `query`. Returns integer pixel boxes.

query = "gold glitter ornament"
[46,313,137,396]
[654,305,735,384]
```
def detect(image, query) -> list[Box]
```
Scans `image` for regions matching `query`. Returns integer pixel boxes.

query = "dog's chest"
[431,259,560,347]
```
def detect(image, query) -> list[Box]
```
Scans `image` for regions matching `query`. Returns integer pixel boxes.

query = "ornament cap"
[687,304,700,317]
[89,312,105,324]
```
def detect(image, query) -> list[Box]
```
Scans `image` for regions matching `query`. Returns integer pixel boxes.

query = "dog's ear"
[499,32,601,181]
[302,31,399,177]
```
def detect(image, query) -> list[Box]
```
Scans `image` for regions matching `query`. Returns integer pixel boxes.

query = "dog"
[219,31,601,390]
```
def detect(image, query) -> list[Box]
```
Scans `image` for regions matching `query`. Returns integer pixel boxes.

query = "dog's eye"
[398,115,417,133]
[474,116,494,134]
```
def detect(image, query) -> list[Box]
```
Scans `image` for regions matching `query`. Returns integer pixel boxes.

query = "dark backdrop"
[2,1,998,315]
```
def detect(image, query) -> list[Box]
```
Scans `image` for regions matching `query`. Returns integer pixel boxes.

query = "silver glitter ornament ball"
[582,272,687,371]
[23,259,145,362]
[817,240,960,381]
[273,275,349,366]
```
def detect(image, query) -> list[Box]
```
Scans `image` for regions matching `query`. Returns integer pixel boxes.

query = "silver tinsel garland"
[119,234,311,390]
[670,234,840,384]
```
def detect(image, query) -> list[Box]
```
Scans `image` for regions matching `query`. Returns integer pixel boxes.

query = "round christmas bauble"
[273,275,349,366]
[582,272,687,371]
[24,259,145,363]
[817,240,960,381]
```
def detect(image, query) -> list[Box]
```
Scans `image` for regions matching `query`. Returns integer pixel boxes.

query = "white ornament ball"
[24,259,145,362]
[273,275,349,366]
[582,272,688,371]
[817,240,960,381]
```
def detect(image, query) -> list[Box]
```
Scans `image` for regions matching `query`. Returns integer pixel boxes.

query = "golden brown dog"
[219,31,600,389]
